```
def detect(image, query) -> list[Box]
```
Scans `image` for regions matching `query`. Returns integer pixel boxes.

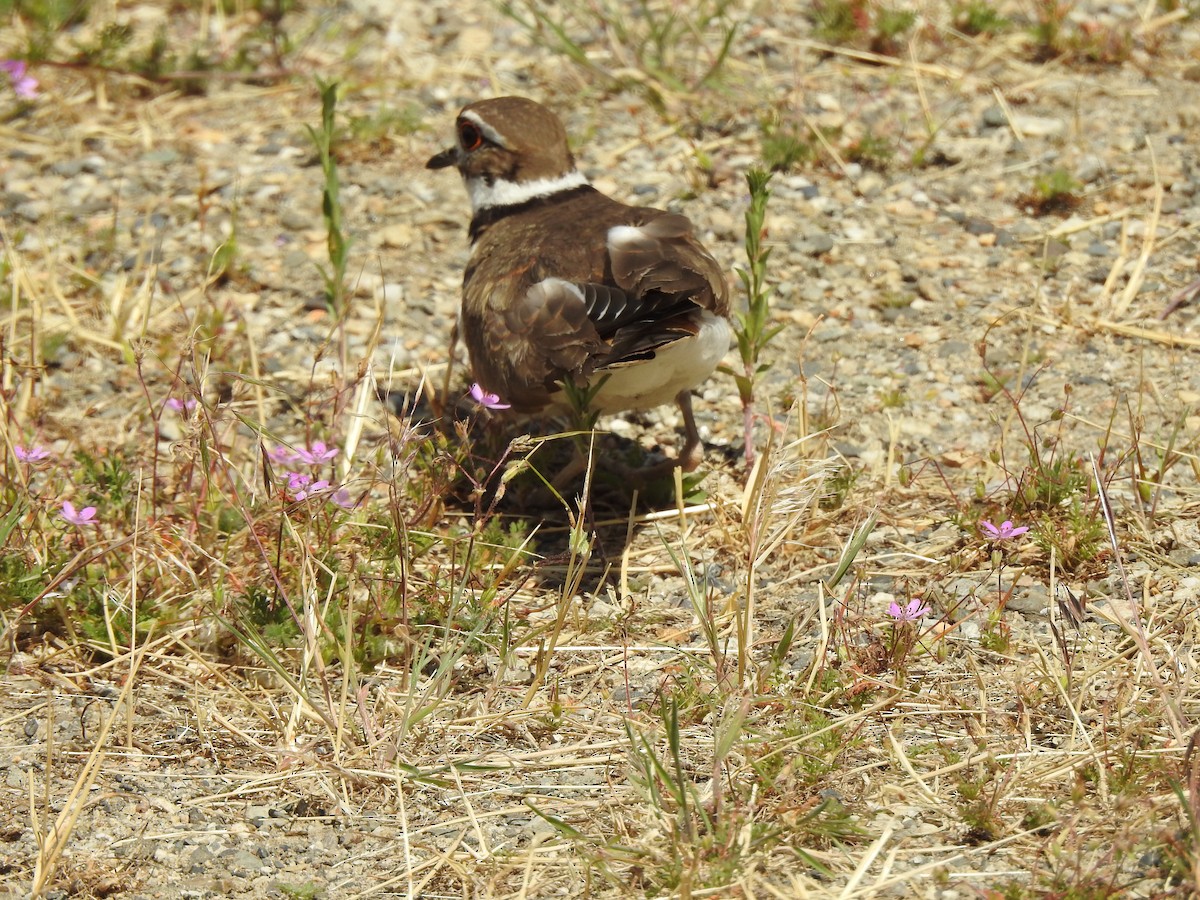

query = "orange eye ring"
[458,121,484,151]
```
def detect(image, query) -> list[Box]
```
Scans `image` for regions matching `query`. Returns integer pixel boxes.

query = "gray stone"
[13,200,48,222]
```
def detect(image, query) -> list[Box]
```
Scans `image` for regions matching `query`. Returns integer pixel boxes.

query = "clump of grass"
[1021,167,1083,216]
[820,464,860,511]
[956,762,1011,843]
[759,119,815,172]
[972,334,1107,575]
[844,130,894,170]
[5,0,301,96]
[5,0,89,61]
[759,116,896,177]
[1069,21,1134,63]
[1030,491,1106,571]
[1029,0,1135,64]
[748,706,849,791]
[347,101,424,147]
[1123,398,1198,523]
[953,0,1010,36]
[1029,0,1072,60]
[500,0,740,111]
[1159,735,1200,893]
[613,681,861,892]
[811,0,917,55]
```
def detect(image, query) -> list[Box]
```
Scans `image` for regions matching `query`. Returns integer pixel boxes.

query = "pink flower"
[165,397,198,413]
[269,445,299,465]
[294,441,338,465]
[469,383,511,410]
[1,60,38,99]
[15,445,51,463]
[286,471,335,501]
[285,470,355,507]
[61,501,97,526]
[981,520,1029,541]
[286,471,312,492]
[294,480,331,501]
[329,488,355,509]
[887,598,929,622]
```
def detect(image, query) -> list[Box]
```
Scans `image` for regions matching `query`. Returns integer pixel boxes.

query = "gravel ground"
[2,0,1200,896]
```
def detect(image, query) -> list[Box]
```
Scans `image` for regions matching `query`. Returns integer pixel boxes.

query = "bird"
[427,95,730,473]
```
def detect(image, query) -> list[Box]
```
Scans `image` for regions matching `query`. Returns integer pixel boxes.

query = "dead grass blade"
[29,644,148,896]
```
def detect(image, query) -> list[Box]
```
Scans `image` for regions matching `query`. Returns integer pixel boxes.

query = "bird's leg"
[548,393,707,490]
[675,389,705,473]
[606,390,705,484]
[552,440,591,491]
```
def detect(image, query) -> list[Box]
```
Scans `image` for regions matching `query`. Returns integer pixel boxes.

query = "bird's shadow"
[389,388,718,595]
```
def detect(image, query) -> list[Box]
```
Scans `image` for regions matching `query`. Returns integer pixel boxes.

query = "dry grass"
[2,0,1200,897]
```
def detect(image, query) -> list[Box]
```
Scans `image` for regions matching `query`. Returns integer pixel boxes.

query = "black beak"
[426,147,458,170]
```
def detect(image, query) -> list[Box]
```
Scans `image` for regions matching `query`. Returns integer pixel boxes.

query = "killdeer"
[427,96,730,472]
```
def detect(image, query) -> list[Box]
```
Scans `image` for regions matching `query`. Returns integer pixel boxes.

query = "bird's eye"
[458,121,484,151]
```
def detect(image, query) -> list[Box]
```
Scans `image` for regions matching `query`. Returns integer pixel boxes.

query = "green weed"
[720,168,783,465]
[306,79,351,313]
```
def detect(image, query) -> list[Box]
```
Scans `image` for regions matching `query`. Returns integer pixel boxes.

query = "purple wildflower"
[286,471,312,491]
[294,480,331,501]
[286,471,333,501]
[15,445,51,463]
[269,445,299,465]
[469,383,511,411]
[61,501,98,526]
[293,441,338,465]
[285,470,355,507]
[165,397,198,413]
[887,598,929,622]
[980,520,1029,542]
[1,60,38,99]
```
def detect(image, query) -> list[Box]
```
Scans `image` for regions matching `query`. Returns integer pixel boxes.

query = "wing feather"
[464,209,728,411]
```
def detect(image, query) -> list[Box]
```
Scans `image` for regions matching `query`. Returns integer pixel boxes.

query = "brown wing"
[608,214,725,313]
[467,277,605,411]
[596,214,728,366]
